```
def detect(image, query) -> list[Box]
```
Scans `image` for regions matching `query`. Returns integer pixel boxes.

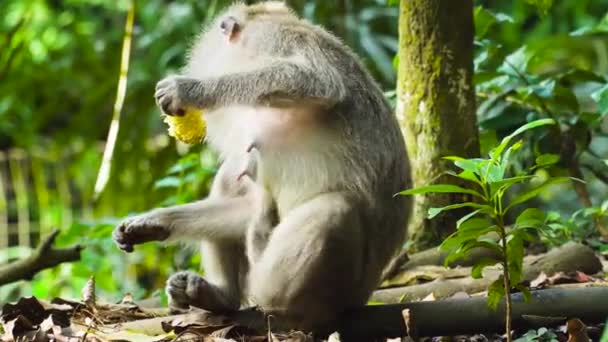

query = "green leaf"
[490,119,556,160]
[471,257,500,279]
[481,162,504,183]
[489,175,536,195]
[525,0,553,16]
[516,285,532,303]
[560,69,605,84]
[487,277,506,310]
[591,83,608,114]
[497,46,534,78]
[535,153,560,166]
[499,140,523,176]
[428,202,491,219]
[398,184,484,198]
[452,169,481,185]
[440,219,498,255]
[443,156,485,175]
[515,208,546,228]
[456,209,483,228]
[458,217,493,231]
[505,177,571,212]
[154,176,182,189]
[507,234,525,285]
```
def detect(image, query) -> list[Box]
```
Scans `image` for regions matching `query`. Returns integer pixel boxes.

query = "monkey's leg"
[248,192,369,330]
[166,241,246,313]
[112,195,253,252]
[245,183,278,265]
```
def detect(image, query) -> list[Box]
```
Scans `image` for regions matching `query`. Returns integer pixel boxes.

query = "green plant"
[514,327,558,342]
[399,118,575,342]
[542,200,608,246]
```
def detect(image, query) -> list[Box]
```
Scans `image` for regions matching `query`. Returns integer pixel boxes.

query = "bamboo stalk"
[30,150,51,236]
[55,162,73,229]
[8,149,30,247]
[0,152,8,250]
[93,0,135,199]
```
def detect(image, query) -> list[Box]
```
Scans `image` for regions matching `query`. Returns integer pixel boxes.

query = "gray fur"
[113,1,411,330]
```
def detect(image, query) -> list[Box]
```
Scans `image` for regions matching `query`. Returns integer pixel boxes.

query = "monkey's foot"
[166,271,239,313]
[112,213,171,252]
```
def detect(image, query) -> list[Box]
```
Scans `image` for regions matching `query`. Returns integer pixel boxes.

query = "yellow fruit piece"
[163,108,206,145]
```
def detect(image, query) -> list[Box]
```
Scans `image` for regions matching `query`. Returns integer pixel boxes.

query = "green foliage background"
[1,0,607,304]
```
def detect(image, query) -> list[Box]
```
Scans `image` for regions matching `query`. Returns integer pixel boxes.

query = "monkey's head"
[210,1,297,43]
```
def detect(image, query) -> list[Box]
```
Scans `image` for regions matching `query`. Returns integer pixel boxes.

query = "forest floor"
[1,241,607,342]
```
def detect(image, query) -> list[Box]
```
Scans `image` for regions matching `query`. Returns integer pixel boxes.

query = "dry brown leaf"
[530,272,549,288]
[210,324,258,339]
[566,318,590,342]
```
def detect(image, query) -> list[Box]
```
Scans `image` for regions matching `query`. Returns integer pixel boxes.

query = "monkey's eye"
[220,16,239,36]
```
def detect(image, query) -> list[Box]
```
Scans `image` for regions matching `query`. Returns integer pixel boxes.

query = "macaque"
[113,1,411,330]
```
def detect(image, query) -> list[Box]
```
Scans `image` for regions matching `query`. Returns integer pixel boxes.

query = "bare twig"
[0,229,83,286]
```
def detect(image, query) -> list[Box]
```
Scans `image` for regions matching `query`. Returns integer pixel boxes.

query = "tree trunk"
[397,0,480,251]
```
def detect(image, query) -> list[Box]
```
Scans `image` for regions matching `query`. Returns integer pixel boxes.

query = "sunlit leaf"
[428,202,490,219]
[443,156,485,175]
[398,184,484,198]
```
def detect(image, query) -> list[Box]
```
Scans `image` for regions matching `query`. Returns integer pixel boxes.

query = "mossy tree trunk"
[397,0,480,251]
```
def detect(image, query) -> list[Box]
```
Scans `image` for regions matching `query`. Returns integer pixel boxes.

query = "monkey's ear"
[220,16,241,42]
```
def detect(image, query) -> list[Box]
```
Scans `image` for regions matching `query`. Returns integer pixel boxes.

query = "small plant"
[514,327,558,342]
[399,118,575,342]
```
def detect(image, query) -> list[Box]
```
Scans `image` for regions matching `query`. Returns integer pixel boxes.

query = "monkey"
[112,1,411,330]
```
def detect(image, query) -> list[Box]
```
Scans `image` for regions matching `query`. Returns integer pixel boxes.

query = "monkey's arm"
[155,60,346,115]
[113,196,253,252]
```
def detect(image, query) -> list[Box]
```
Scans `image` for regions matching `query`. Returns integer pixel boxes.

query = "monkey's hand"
[155,75,198,116]
[112,212,171,252]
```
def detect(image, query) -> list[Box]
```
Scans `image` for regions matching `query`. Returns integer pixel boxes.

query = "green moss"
[396,0,479,251]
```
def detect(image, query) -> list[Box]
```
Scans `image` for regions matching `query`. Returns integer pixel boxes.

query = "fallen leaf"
[530,272,549,288]
[1,297,47,324]
[566,318,590,342]
[210,324,257,339]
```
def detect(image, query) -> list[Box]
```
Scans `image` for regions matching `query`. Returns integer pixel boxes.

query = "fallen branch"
[0,229,82,286]
[373,242,602,302]
[109,287,608,339]
[382,244,500,285]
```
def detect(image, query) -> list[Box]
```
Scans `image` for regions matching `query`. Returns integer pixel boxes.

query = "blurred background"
[1,0,607,304]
